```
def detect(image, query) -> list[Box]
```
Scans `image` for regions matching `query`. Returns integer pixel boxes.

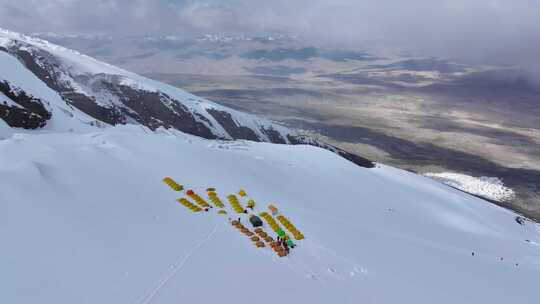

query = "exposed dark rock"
[0,80,51,120]
[261,126,287,144]
[207,108,260,141]
[286,135,302,145]
[6,47,63,91]
[333,149,376,169]
[0,103,47,129]
[62,91,123,125]
[288,135,375,168]
[4,47,125,126]
[115,85,217,139]
[0,80,50,129]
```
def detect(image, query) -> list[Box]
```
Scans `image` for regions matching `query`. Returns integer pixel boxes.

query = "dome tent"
[249,215,263,227]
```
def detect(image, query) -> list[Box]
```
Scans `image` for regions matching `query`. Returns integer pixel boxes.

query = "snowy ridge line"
[0,28,135,77]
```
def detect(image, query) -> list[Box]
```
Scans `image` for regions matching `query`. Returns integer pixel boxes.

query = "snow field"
[1,126,539,303]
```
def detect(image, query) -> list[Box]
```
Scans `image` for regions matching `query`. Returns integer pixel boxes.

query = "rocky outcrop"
[0,104,47,129]
[0,80,50,129]
[114,84,217,139]
[0,80,51,120]
[206,108,260,141]
[288,135,375,168]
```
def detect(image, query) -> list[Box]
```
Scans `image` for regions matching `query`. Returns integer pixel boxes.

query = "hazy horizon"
[1,1,539,67]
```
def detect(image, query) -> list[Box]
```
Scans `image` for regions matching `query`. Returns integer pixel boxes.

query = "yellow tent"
[163,177,183,191]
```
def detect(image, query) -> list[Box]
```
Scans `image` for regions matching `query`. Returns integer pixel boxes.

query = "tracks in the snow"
[137,223,219,304]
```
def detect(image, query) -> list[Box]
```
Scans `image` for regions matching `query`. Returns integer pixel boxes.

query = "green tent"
[277,229,286,237]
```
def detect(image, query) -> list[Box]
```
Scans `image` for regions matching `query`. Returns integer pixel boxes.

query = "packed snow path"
[137,223,219,304]
[1,126,539,303]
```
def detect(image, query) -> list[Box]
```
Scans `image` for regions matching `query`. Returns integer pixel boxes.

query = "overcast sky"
[1,0,539,68]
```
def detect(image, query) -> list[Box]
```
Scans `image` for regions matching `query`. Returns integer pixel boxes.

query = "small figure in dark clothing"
[283,241,289,255]
[472,252,475,256]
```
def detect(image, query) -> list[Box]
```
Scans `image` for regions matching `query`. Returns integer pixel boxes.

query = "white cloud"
[1,0,539,68]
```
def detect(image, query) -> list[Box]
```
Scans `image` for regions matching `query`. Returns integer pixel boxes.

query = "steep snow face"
[1,127,538,304]
[425,172,516,202]
[0,51,101,132]
[0,28,293,143]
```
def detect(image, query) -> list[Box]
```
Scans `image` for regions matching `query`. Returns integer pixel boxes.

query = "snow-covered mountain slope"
[1,28,538,303]
[1,27,285,141]
[0,28,373,168]
[0,49,102,132]
[1,126,539,304]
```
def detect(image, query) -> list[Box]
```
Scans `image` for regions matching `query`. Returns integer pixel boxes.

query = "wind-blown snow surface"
[1,127,539,304]
[425,172,516,202]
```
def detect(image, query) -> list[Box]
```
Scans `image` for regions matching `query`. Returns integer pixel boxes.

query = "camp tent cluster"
[246,199,255,209]
[163,177,184,192]
[207,190,225,208]
[186,190,211,209]
[259,212,286,235]
[277,215,304,240]
[231,220,266,248]
[176,198,203,212]
[162,177,305,258]
[227,195,246,214]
